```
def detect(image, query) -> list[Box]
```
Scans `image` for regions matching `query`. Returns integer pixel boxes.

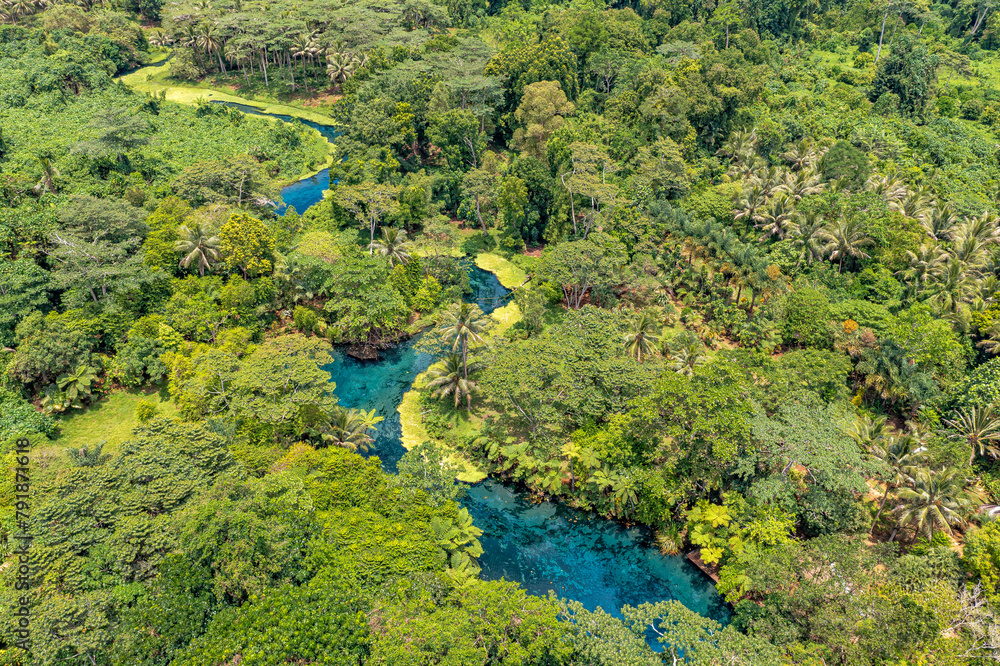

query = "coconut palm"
[926,255,975,315]
[895,467,984,542]
[867,169,908,202]
[225,42,251,85]
[923,204,958,240]
[148,29,174,47]
[851,421,928,531]
[291,33,313,92]
[666,331,707,376]
[716,128,757,164]
[175,222,222,277]
[326,51,355,91]
[977,320,1000,356]
[900,243,948,297]
[196,23,226,75]
[780,138,818,171]
[370,227,412,267]
[951,213,1000,265]
[323,406,383,452]
[945,405,1000,465]
[732,184,765,234]
[440,302,486,381]
[623,311,661,363]
[821,218,872,272]
[757,191,796,239]
[890,185,935,223]
[425,353,479,409]
[779,168,824,200]
[790,210,826,266]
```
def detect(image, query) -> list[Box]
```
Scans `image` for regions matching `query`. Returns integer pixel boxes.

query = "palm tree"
[821,219,872,272]
[780,138,818,171]
[856,340,938,415]
[716,128,757,165]
[790,210,826,266]
[225,42,251,85]
[425,353,479,409]
[923,204,957,240]
[323,406,383,452]
[778,168,823,200]
[148,29,174,48]
[977,320,1000,356]
[34,156,59,194]
[945,405,1000,465]
[623,311,661,363]
[895,467,983,543]
[868,169,908,202]
[851,419,927,532]
[326,52,355,91]
[757,191,796,238]
[291,34,312,93]
[665,331,707,376]
[440,302,486,381]
[890,184,935,223]
[197,24,226,76]
[951,213,1000,266]
[175,223,222,277]
[926,255,975,315]
[370,227,412,267]
[900,243,947,297]
[732,184,765,238]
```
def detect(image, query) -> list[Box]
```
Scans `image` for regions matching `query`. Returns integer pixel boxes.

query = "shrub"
[293,306,320,334]
[781,286,833,348]
[136,398,160,423]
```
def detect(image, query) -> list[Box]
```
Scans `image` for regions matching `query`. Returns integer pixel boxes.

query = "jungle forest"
[6,0,1000,662]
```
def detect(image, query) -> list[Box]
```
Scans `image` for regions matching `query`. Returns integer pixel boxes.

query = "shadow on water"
[217,100,731,629]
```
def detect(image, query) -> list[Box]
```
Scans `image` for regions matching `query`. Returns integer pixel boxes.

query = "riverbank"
[118,52,337,183]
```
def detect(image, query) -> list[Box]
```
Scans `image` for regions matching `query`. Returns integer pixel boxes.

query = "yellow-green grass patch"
[51,388,178,455]
[398,378,487,483]
[475,253,528,290]
[489,302,522,337]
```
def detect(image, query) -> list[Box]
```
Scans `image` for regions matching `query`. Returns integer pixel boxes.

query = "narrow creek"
[232,103,729,626]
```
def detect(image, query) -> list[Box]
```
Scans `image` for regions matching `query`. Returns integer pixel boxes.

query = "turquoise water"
[321,266,728,626]
[251,106,730,625]
[210,101,336,215]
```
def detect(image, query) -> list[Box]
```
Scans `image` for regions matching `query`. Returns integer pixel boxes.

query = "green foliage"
[965,522,1000,605]
[870,35,938,116]
[174,575,369,666]
[781,286,832,349]
[219,212,276,278]
[0,387,55,440]
[820,140,869,189]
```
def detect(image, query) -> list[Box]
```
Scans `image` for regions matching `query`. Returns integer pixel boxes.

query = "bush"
[965,521,1000,605]
[781,286,833,349]
[961,98,985,120]
[293,306,320,334]
[853,52,874,69]
[0,388,54,440]
[820,141,869,189]
[136,398,160,423]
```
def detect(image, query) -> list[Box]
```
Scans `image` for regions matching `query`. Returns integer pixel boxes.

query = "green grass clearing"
[399,378,486,483]
[51,387,178,455]
[475,253,528,290]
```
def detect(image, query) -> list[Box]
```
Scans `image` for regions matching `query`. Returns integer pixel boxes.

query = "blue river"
[250,105,729,628]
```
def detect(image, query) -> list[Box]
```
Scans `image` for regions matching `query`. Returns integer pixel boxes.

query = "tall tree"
[333,181,402,254]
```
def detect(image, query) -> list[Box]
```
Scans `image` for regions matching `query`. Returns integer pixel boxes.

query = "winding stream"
[259,107,729,626]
